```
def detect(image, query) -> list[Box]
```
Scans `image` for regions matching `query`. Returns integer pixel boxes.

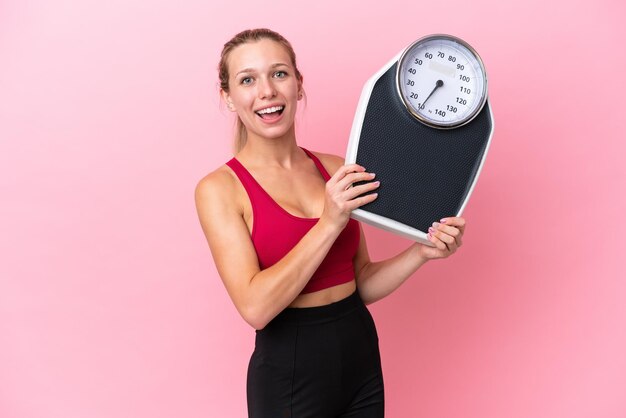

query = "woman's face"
[222,38,303,142]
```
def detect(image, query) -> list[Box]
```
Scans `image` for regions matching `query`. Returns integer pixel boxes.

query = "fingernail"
[369,172,376,177]
[374,181,380,185]
[440,218,447,223]
[428,227,435,233]
[432,222,440,228]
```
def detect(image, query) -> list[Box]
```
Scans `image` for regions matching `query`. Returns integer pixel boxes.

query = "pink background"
[1,0,625,417]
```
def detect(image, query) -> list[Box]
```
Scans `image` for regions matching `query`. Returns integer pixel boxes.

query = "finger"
[439,217,466,233]
[428,226,457,251]
[345,191,378,210]
[332,164,366,182]
[427,230,448,251]
[326,165,365,188]
[432,222,459,237]
[432,222,461,244]
[344,180,380,200]
[336,171,376,192]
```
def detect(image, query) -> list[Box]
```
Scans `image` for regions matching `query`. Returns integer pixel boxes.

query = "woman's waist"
[262,282,363,327]
[289,279,357,308]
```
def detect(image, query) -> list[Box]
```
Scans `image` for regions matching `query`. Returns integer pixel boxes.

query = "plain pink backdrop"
[1,0,625,417]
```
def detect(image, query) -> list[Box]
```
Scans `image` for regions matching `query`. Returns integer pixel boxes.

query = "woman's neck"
[237,130,306,169]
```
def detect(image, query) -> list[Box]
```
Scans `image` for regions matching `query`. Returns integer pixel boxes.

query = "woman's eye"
[241,77,253,85]
[274,71,287,78]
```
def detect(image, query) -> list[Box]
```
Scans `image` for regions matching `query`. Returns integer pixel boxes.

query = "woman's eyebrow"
[235,63,290,76]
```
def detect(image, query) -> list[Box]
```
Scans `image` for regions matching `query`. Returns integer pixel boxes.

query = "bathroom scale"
[346,34,494,246]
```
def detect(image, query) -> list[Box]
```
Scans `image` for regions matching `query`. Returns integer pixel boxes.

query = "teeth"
[256,106,284,115]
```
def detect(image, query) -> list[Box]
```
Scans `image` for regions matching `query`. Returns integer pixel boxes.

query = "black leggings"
[247,290,385,418]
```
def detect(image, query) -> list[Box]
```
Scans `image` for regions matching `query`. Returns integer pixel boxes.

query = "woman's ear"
[220,89,235,111]
[297,76,304,100]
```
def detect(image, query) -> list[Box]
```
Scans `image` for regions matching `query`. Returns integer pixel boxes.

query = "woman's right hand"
[321,164,380,230]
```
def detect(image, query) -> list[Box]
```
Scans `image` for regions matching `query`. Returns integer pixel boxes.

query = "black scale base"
[352,62,493,234]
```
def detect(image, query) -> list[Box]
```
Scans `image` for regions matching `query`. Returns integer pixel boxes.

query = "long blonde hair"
[218,28,304,154]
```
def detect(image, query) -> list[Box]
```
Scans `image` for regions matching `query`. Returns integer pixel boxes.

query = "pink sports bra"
[225,147,360,294]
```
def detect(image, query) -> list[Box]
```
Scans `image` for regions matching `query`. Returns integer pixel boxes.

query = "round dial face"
[397,34,488,129]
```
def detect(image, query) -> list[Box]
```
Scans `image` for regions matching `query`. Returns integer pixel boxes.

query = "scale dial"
[397,34,488,129]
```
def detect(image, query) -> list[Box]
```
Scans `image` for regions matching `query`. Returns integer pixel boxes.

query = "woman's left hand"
[416,216,465,260]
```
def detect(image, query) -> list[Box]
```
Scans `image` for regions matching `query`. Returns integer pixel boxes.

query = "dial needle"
[421,79,444,108]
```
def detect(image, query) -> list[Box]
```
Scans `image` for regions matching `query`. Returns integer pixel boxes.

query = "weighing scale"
[346,34,494,246]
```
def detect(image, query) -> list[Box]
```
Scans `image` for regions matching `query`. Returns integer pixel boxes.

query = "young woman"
[195,28,466,418]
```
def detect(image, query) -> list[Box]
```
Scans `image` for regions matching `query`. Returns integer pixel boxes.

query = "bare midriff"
[287,280,357,308]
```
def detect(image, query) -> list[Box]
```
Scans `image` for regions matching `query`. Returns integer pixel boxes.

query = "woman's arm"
[195,162,379,330]
[353,217,466,305]
[352,225,428,305]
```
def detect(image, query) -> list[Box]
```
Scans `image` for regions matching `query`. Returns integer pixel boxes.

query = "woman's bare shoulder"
[307,150,345,177]
[194,163,242,213]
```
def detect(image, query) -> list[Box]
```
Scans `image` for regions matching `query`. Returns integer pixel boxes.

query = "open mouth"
[255,105,285,120]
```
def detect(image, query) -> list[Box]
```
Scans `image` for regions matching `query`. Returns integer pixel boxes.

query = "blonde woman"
[195,28,466,418]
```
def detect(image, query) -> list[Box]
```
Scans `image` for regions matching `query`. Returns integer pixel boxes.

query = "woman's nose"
[257,77,277,99]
